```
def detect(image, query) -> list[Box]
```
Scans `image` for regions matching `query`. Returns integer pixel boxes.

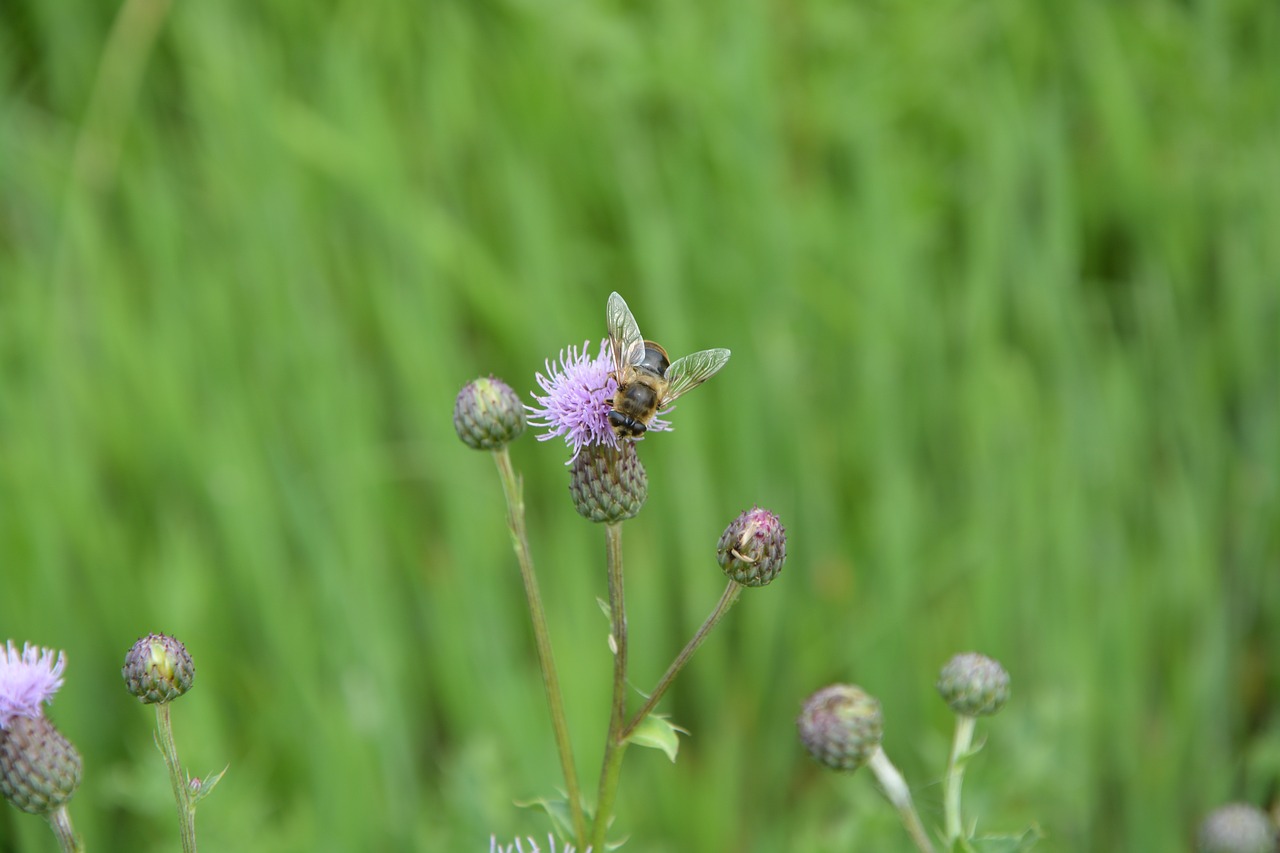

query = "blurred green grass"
[2,0,1278,850]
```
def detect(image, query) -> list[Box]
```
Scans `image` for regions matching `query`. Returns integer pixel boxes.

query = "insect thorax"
[617,378,660,414]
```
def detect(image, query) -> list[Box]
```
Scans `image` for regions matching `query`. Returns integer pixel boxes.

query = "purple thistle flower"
[0,641,67,730]
[527,339,618,462]
[527,339,671,463]
[489,834,588,853]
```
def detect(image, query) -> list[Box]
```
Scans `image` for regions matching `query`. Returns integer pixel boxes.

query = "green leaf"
[190,764,229,806]
[626,715,687,763]
[963,825,1044,853]
[513,794,588,841]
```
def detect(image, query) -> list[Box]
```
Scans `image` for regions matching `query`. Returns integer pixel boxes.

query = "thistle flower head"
[0,641,66,730]
[937,652,1010,717]
[1197,803,1277,853]
[569,442,648,523]
[0,714,82,814]
[123,633,195,704]
[454,376,528,451]
[526,340,669,463]
[716,507,787,586]
[797,683,883,772]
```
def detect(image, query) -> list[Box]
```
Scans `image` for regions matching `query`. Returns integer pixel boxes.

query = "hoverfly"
[604,291,731,439]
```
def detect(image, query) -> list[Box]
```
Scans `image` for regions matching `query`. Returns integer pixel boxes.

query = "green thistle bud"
[797,684,883,772]
[716,507,786,587]
[937,652,1010,717]
[1197,803,1277,853]
[123,633,195,704]
[0,715,83,815]
[454,376,527,451]
[568,443,647,523]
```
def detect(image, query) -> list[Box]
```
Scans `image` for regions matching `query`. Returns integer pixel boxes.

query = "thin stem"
[492,447,587,847]
[590,522,629,853]
[867,747,936,853]
[621,580,742,740]
[155,703,198,853]
[943,714,977,846]
[45,805,84,853]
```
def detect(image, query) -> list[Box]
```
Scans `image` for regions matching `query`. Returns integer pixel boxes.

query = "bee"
[605,291,731,439]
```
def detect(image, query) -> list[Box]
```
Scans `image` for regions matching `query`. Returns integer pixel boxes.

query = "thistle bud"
[454,377,527,451]
[937,652,1009,717]
[797,684,883,772]
[123,634,195,704]
[0,715,82,814]
[716,507,786,586]
[1197,803,1277,853]
[568,443,647,523]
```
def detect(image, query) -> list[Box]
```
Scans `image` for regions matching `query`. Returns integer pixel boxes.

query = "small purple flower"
[489,834,587,853]
[527,339,671,463]
[0,641,67,730]
[527,340,618,462]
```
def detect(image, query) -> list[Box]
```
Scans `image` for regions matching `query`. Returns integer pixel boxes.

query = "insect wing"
[606,292,646,376]
[662,348,731,403]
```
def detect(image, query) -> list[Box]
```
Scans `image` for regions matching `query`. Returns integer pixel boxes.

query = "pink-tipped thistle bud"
[0,715,82,815]
[797,684,883,772]
[937,652,1009,717]
[123,634,195,705]
[568,443,647,523]
[716,507,786,587]
[1197,803,1277,853]
[454,377,527,451]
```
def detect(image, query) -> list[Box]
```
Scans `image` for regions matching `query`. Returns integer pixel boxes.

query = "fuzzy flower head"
[1197,803,1277,853]
[527,339,670,463]
[0,642,66,730]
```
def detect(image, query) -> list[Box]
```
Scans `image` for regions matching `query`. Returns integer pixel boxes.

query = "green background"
[2,0,1278,850]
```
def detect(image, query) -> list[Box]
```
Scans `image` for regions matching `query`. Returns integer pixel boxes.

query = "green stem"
[621,580,742,740]
[590,522,629,853]
[155,703,198,853]
[943,714,977,845]
[492,447,588,847]
[45,805,84,853]
[867,747,936,853]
